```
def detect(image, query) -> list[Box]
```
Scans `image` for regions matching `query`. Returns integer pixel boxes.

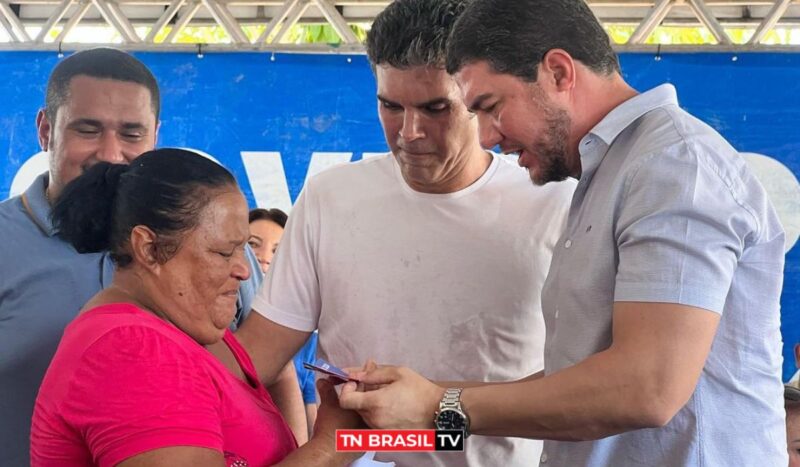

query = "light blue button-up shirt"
[0,173,261,466]
[540,84,786,466]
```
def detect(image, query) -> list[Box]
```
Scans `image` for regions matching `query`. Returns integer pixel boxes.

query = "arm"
[462,301,719,440]
[235,311,310,386]
[118,447,224,466]
[274,380,363,466]
[341,301,719,441]
[305,403,318,440]
[236,186,322,386]
[433,371,544,388]
[268,360,309,445]
[119,381,363,467]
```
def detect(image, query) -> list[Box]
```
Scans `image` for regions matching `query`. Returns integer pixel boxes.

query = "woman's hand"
[312,379,366,441]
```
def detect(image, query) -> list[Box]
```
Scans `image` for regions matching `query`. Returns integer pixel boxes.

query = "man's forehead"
[60,75,157,122]
[376,64,458,101]
[454,61,491,93]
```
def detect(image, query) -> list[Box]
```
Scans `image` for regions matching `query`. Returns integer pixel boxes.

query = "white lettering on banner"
[361,152,386,159]
[743,153,800,253]
[8,150,800,253]
[240,151,293,214]
[304,152,353,184]
[9,151,47,198]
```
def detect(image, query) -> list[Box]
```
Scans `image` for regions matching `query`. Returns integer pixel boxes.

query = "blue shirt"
[539,85,786,466]
[0,173,262,466]
[293,331,319,404]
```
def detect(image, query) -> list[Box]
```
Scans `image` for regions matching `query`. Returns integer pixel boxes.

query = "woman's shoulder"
[63,303,211,371]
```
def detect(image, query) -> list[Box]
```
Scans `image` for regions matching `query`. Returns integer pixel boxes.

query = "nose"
[232,253,251,281]
[96,132,125,164]
[399,110,425,142]
[478,115,502,149]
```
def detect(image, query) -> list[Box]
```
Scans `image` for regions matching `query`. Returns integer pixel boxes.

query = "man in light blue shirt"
[0,48,266,465]
[340,1,787,465]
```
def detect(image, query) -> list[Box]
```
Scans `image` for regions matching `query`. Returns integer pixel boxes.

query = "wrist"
[306,433,360,464]
[429,386,446,428]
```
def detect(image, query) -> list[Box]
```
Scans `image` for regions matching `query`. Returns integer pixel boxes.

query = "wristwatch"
[434,388,470,437]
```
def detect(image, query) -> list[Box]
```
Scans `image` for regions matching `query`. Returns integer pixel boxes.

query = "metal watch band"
[439,388,463,411]
[435,387,470,437]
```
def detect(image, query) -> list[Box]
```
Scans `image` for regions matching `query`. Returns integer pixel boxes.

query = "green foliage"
[605,25,800,45]
[18,22,800,46]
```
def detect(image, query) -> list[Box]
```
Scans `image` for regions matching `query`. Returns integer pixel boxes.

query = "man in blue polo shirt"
[0,48,273,465]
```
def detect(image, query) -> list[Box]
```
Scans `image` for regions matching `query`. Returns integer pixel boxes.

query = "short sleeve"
[613,146,756,313]
[63,326,224,467]
[252,186,321,332]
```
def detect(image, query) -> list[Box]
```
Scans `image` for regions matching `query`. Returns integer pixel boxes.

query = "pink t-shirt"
[31,303,297,466]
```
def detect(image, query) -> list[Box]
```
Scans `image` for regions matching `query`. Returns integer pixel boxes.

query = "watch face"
[436,409,466,431]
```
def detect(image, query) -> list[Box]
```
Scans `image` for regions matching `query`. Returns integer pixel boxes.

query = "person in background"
[788,344,800,389]
[787,385,800,467]
[31,148,361,466]
[249,207,320,442]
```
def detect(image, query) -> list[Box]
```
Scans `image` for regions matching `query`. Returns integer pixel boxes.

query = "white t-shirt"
[253,153,575,466]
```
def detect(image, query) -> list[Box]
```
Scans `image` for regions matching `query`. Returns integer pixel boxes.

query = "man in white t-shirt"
[235,0,574,465]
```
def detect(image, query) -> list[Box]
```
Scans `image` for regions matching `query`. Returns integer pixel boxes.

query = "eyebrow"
[248,234,262,242]
[120,122,149,131]
[66,118,102,128]
[66,118,148,130]
[467,93,494,113]
[377,95,450,109]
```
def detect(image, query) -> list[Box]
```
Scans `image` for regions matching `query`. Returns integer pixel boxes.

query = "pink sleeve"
[62,325,224,467]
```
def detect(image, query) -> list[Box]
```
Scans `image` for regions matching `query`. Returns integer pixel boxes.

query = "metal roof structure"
[0,0,798,52]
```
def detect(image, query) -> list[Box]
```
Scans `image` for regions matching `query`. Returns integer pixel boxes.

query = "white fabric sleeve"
[251,185,320,332]
[613,146,755,314]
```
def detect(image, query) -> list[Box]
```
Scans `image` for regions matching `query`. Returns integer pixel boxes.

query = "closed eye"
[481,102,497,114]
[380,100,402,111]
[424,102,449,113]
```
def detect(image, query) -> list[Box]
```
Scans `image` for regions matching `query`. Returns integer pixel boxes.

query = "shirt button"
[564,239,572,248]
[541,452,548,463]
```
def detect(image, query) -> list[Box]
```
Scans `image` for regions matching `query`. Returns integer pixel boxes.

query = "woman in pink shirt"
[30,149,361,466]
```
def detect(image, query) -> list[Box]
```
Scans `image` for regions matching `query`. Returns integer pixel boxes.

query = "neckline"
[392,151,500,200]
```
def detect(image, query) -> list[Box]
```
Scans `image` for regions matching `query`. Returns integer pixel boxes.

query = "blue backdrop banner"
[0,51,798,379]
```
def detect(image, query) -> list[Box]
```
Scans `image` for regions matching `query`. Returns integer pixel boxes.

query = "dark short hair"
[52,148,236,267]
[446,0,620,81]
[366,0,467,70]
[45,47,160,122]
[249,208,288,229]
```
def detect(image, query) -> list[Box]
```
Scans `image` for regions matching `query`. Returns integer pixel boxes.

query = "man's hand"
[339,366,445,429]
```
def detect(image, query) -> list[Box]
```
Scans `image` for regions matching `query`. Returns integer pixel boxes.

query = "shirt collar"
[589,83,679,146]
[23,172,56,237]
[578,84,679,181]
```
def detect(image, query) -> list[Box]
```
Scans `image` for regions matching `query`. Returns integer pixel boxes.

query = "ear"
[539,49,576,93]
[130,225,161,273]
[36,109,52,151]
